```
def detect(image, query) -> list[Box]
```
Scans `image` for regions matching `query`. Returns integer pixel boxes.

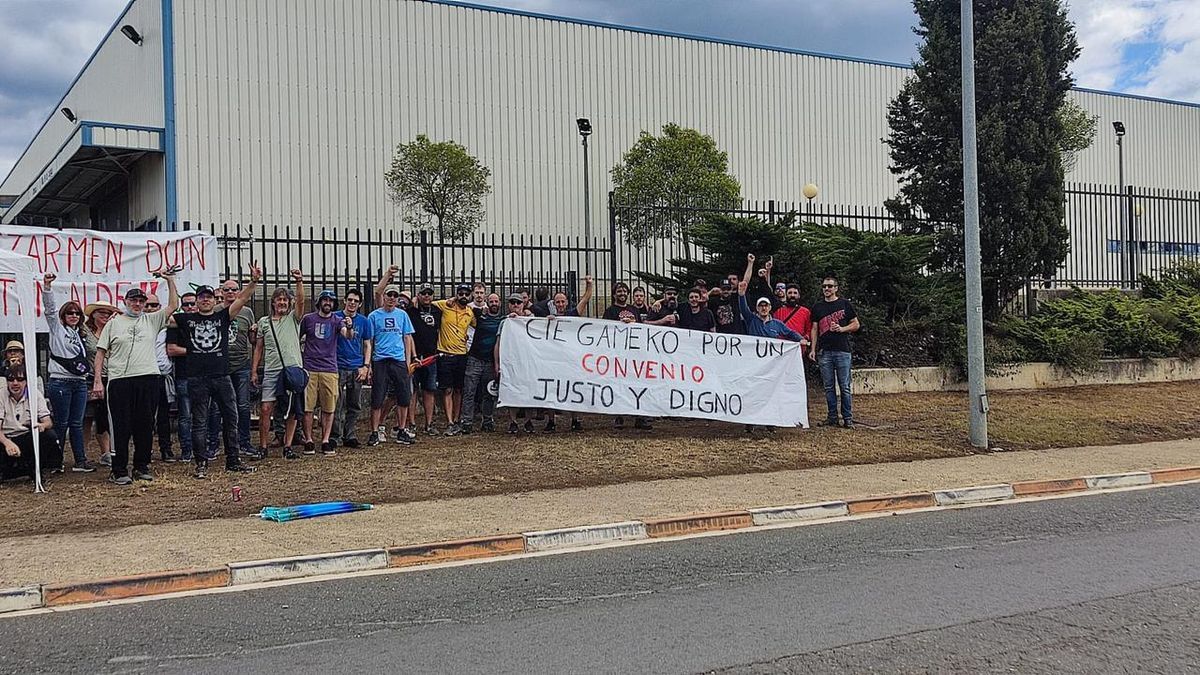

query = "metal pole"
[961,0,988,449]
[582,134,592,277]
[1116,135,1127,286]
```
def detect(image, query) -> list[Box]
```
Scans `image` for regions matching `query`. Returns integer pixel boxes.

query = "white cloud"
[1127,0,1200,102]
[1066,0,1158,90]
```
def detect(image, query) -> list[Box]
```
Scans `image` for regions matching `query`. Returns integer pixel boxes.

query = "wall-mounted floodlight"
[121,25,144,45]
[1112,121,1126,137]
[576,118,592,137]
[60,108,77,123]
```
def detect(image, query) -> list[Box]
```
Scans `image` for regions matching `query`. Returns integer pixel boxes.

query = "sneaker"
[481,419,496,433]
[367,431,382,447]
[321,442,336,456]
[99,452,112,467]
[424,424,439,436]
[50,465,64,475]
[226,463,257,473]
[302,440,316,455]
[842,420,855,429]
[194,461,208,480]
[133,468,154,481]
[507,421,519,434]
[634,418,654,430]
[397,427,415,442]
[458,423,473,435]
[180,452,194,463]
[241,447,265,461]
[283,447,299,460]
[570,419,583,432]
[396,433,415,446]
[161,450,177,463]
[344,438,360,449]
[71,461,97,473]
[444,423,462,437]
[543,420,556,433]
[109,474,133,486]
[523,420,534,433]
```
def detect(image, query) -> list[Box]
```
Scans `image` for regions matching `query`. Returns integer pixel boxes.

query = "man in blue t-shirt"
[364,284,416,447]
[332,289,371,448]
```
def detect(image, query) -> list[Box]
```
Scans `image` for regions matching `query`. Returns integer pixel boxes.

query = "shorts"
[260,370,282,403]
[438,353,467,391]
[371,359,412,409]
[412,357,438,392]
[304,371,340,413]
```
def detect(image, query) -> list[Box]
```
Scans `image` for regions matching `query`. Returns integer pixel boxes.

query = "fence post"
[1126,185,1138,286]
[768,199,776,224]
[419,230,429,284]
[608,191,618,288]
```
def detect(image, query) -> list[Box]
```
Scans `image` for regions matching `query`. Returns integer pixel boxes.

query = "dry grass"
[3,382,1197,537]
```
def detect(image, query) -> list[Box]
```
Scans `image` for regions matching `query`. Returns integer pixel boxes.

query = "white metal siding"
[0,0,164,198]
[171,0,1200,236]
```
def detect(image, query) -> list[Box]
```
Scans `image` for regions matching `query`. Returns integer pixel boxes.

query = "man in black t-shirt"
[406,284,443,434]
[173,266,260,478]
[165,293,196,461]
[676,288,716,332]
[602,283,639,323]
[708,280,743,334]
[809,275,861,429]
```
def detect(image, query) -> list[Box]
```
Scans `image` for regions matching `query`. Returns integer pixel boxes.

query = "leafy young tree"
[610,123,741,246]
[1059,99,1098,173]
[384,134,492,241]
[885,0,1082,317]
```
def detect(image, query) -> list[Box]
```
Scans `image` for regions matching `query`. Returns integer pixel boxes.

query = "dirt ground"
[2,382,1198,538]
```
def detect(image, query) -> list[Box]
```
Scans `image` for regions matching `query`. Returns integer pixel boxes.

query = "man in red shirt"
[773,283,812,353]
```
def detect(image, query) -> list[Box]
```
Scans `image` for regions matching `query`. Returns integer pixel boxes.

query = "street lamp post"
[960,0,988,449]
[1113,121,1129,285]
[577,118,593,278]
[802,183,819,221]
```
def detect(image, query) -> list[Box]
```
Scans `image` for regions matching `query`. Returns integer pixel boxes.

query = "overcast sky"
[2,0,1197,181]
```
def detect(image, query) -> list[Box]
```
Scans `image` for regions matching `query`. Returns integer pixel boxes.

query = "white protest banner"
[498,316,809,428]
[0,226,219,332]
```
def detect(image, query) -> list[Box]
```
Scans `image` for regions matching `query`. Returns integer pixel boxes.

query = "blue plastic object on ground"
[258,501,373,522]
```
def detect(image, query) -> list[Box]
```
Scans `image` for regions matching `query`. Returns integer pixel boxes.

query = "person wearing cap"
[298,288,343,456]
[0,364,58,483]
[166,292,198,461]
[708,277,744,335]
[735,277,805,343]
[810,275,860,429]
[364,280,416,446]
[433,284,477,436]
[205,277,260,461]
[452,292,505,435]
[331,288,370,449]
[252,269,307,460]
[83,300,116,466]
[174,265,260,479]
[405,282,443,435]
[3,340,26,369]
[93,270,179,485]
[41,273,95,473]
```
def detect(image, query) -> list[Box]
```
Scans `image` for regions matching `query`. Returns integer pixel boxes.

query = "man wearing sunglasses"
[364,283,416,447]
[166,292,199,462]
[0,365,58,483]
[810,275,860,429]
[405,284,442,435]
[433,284,477,436]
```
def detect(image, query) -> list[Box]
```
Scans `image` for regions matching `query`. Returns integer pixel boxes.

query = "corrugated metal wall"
[171,0,1200,238]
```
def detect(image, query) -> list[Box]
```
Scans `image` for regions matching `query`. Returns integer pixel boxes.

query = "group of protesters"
[0,252,860,487]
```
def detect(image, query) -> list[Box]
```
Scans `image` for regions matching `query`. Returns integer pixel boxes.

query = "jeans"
[47,378,88,466]
[155,377,173,455]
[175,377,192,459]
[460,356,496,424]
[207,366,253,456]
[332,368,364,443]
[818,350,853,423]
[188,374,240,466]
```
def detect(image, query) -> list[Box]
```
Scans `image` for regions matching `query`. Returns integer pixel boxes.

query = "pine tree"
[885,0,1082,316]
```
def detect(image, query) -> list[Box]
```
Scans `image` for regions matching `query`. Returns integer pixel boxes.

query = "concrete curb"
[228,549,389,585]
[4,465,1199,615]
[524,521,648,552]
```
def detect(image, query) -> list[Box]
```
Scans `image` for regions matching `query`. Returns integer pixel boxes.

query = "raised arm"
[374,264,399,306]
[290,269,306,320]
[41,274,61,335]
[742,253,755,286]
[737,280,755,324]
[228,261,261,317]
[160,269,180,315]
[575,276,594,316]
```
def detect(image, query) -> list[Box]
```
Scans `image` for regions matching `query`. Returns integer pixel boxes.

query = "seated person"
[0,365,59,480]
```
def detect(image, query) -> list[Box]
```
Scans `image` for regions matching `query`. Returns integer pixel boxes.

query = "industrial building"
[2,0,1199,285]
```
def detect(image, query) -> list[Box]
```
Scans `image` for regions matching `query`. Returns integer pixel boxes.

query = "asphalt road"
[6,483,1200,674]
